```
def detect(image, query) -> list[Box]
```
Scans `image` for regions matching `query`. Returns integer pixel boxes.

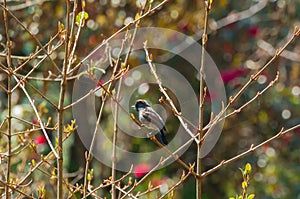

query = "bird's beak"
[131,105,135,109]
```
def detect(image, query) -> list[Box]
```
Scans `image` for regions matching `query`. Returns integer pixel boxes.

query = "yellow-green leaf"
[31,159,36,167]
[247,194,255,199]
[135,13,140,20]
[242,181,248,189]
[76,11,89,26]
[245,163,252,174]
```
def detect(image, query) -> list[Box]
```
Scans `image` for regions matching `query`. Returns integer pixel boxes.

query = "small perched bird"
[134,99,168,145]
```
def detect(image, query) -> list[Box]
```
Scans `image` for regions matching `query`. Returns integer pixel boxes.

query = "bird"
[133,99,168,145]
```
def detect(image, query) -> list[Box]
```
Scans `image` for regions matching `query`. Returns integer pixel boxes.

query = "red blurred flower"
[89,35,97,45]
[34,135,47,145]
[248,26,259,37]
[134,163,150,178]
[152,178,163,187]
[179,21,189,33]
[224,42,233,53]
[32,118,39,125]
[221,68,247,83]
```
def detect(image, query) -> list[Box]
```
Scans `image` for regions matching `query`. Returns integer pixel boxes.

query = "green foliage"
[229,163,255,199]
[76,11,89,27]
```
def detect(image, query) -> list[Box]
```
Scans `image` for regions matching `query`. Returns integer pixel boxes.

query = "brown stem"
[3,0,12,197]
[56,1,72,198]
[111,35,128,199]
[197,1,210,198]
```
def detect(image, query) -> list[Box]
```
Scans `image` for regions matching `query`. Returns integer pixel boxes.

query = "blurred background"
[0,0,300,198]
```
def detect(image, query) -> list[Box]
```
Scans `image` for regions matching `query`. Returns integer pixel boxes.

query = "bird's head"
[133,99,150,111]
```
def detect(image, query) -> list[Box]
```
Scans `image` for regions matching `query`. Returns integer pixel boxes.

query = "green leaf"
[247,194,255,199]
[76,11,89,26]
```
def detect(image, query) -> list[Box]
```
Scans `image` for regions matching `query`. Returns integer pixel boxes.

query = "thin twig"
[17,130,73,187]
[12,53,48,93]
[0,180,34,199]
[257,39,300,62]
[158,171,192,199]
[63,68,126,110]
[25,81,58,110]
[82,43,122,198]
[201,27,300,141]
[66,0,85,73]
[4,0,51,11]
[0,4,61,73]
[120,157,164,199]
[0,82,8,93]
[201,124,300,177]
[120,137,198,199]
[136,185,161,198]
[12,32,61,74]
[143,42,199,144]
[12,76,58,158]
[68,0,170,75]
[83,166,133,199]
[220,72,280,121]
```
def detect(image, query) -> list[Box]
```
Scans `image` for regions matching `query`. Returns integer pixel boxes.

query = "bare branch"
[202,124,300,177]
[143,42,200,144]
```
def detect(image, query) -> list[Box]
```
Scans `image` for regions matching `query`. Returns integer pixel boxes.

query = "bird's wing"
[141,108,165,131]
[140,107,169,145]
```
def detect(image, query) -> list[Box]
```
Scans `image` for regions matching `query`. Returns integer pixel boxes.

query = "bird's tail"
[159,127,168,145]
